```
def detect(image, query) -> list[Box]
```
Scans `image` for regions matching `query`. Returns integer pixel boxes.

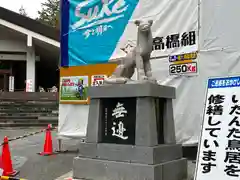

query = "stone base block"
[73,157,187,180]
[78,143,183,165]
[88,83,176,99]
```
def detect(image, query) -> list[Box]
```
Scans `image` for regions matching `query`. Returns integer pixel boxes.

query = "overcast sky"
[0,0,45,18]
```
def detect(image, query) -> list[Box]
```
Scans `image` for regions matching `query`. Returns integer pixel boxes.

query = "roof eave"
[0,19,60,48]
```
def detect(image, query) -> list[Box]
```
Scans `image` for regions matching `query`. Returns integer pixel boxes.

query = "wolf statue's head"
[134,19,153,33]
[134,19,153,54]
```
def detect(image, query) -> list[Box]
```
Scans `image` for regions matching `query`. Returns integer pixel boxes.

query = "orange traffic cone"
[38,124,54,156]
[0,155,3,175]
[1,136,18,176]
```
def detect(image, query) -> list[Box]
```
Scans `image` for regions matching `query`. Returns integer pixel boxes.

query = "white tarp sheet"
[58,104,88,139]
[58,0,240,145]
[110,0,198,59]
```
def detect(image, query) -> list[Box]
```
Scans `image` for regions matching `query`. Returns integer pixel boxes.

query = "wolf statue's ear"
[134,20,141,26]
[148,20,153,26]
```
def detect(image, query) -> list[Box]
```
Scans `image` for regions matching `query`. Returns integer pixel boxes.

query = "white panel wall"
[0,40,27,52]
[0,54,26,61]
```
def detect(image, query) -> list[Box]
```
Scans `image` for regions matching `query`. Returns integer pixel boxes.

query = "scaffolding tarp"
[59,0,240,145]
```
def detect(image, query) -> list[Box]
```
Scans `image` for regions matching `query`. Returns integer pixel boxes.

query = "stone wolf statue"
[104,19,156,84]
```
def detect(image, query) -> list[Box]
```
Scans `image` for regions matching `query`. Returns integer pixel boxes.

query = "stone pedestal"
[73,83,187,180]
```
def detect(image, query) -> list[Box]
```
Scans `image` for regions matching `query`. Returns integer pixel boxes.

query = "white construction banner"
[112,0,199,60]
[59,0,199,143]
[195,76,240,179]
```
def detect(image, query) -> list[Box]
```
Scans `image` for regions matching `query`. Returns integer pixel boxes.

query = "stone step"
[0,92,58,101]
[0,105,59,109]
[0,109,58,113]
[0,118,58,123]
[0,100,58,104]
[0,117,58,122]
[0,99,59,127]
[0,112,58,116]
[0,103,59,107]
[0,107,58,111]
[0,103,58,107]
[0,121,58,127]
[0,116,58,120]
[0,116,37,120]
[37,116,58,120]
[0,101,58,105]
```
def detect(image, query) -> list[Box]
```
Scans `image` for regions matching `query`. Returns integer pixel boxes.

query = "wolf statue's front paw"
[148,77,157,84]
[139,76,148,81]
[104,76,128,84]
[138,76,157,84]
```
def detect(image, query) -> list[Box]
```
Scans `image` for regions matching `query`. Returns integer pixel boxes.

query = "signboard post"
[195,76,240,179]
[9,76,14,92]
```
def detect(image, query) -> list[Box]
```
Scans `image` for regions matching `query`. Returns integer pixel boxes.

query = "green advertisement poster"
[60,76,89,102]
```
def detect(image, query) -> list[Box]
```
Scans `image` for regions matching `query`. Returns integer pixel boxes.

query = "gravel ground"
[187,161,196,180]
[0,127,80,180]
[0,127,197,180]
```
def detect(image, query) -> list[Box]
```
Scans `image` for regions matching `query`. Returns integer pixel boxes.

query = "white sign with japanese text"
[91,75,107,87]
[195,76,240,179]
[26,79,33,92]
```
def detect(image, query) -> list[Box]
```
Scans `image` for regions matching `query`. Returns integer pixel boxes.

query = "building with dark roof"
[0,6,60,92]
